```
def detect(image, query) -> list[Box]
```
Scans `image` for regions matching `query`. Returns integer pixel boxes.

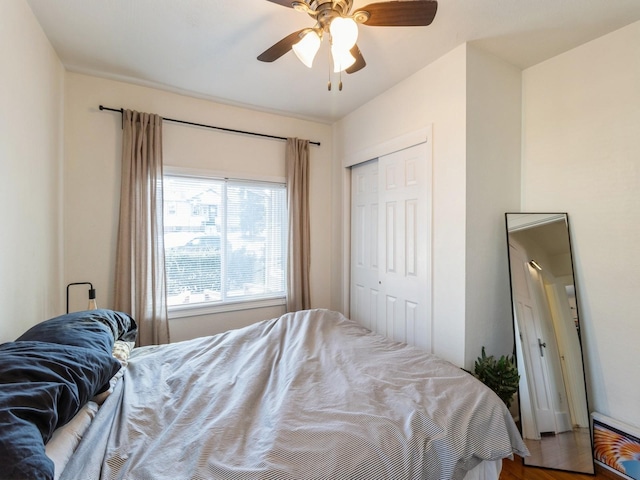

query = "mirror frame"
[505,212,595,475]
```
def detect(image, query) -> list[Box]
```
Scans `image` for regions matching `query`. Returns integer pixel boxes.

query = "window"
[163,173,287,312]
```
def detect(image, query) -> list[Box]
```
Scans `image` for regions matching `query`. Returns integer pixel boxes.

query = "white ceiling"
[26,0,640,124]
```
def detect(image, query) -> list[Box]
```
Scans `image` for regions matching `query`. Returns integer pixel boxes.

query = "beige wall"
[522,20,640,430]
[0,1,64,342]
[5,0,638,432]
[63,73,334,339]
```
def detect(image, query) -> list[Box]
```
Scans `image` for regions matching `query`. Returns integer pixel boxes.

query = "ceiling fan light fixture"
[331,44,356,73]
[292,30,321,68]
[258,0,439,81]
[329,16,359,51]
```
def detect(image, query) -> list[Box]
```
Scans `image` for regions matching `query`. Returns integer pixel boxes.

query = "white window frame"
[164,167,287,319]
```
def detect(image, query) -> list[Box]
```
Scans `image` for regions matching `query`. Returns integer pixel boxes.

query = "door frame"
[341,127,433,341]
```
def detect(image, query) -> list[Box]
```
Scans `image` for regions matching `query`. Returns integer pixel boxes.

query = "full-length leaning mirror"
[505,213,594,475]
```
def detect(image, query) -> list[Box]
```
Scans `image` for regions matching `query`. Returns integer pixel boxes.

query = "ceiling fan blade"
[346,45,366,74]
[257,30,304,62]
[265,0,295,8]
[357,0,438,27]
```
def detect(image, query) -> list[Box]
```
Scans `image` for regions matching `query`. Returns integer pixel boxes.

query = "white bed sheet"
[464,459,502,480]
[61,309,527,480]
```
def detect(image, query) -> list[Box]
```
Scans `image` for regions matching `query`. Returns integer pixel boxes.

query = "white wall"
[522,20,640,430]
[335,45,467,366]
[0,0,64,342]
[465,46,522,365]
[6,0,637,433]
[64,73,334,338]
[334,44,521,368]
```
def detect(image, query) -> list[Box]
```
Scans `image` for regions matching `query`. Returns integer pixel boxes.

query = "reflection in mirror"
[505,213,594,475]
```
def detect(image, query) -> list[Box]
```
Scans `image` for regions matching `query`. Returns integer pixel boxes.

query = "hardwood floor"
[524,428,593,472]
[500,456,619,480]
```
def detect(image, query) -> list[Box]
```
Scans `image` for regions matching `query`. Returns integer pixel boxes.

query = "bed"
[1,308,527,480]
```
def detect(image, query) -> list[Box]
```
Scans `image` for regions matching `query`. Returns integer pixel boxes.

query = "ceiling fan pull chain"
[339,69,343,91]
[328,51,332,91]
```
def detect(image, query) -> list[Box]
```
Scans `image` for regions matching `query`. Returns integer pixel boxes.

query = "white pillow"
[45,401,99,480]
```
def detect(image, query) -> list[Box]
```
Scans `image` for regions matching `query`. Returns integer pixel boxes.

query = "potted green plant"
[472,347,520,408]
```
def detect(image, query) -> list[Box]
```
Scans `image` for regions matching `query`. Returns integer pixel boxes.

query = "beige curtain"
[114,110,170,346]
[286,138,311,312]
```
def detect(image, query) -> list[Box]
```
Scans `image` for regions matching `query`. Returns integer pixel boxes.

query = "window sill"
[168,296,286,320]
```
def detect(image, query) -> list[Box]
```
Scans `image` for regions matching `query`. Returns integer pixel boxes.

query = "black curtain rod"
[99,105,320,147]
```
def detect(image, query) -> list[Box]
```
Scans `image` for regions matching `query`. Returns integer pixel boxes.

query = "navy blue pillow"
[17,309,138,348]
[0,342,121,479]
[0,309,137,480]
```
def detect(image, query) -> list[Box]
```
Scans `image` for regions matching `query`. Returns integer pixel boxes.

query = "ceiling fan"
[258,0,438,89]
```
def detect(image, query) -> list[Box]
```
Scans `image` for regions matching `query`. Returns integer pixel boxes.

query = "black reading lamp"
[66,282,98,313]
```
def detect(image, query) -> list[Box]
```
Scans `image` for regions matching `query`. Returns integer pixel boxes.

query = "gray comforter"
[60,309,527,480]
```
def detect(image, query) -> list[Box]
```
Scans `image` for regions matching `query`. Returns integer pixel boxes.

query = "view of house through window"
[163,174,287,308]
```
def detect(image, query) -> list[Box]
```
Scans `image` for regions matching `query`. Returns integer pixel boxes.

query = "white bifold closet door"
[350,142,432,351]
